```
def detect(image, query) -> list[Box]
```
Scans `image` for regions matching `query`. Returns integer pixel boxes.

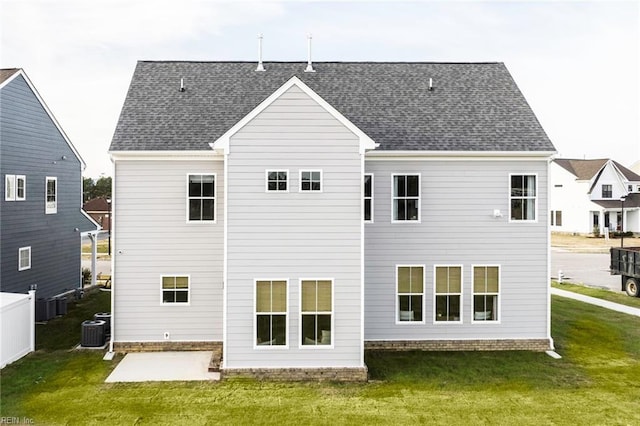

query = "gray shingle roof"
[109,61,555,152]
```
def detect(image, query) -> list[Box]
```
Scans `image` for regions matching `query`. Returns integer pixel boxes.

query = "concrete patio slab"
[105,351,220,383]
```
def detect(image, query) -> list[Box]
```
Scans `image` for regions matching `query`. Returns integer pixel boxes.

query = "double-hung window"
[602,184,612,198]
[473,266,499,322]
[18,247,31,271]
[5,175,25,201]
[266,170,288,192]
[16,176,25,200]
[46,177,57,214]
[256,280,287,347]
[397,266,424,322]
[300,170,322,192]
[301,280,332,346]
[161,275,189,304]
[188,174,215,221]
[510,174,536,221]
[434,266,462,322]
[364,174,373,222]
[392,174,420,221]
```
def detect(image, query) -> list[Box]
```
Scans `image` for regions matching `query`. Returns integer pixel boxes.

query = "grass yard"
[2,293,640,425]
[553,280,640,309]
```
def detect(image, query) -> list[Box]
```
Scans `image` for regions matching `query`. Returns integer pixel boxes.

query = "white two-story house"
[550,159,640,235]
[109,61,556,380]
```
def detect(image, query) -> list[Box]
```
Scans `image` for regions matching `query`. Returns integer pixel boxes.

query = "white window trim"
[265,169,289,193]
[186,173,217,224]
[433,265,463,325]
[16,175,26,201]
[508,173,537,223]
[471,265,501,324]
[18,246,31,271]
[299,170,323,193]
[299,278,334,349]
[45,177,57,214]
[395,265,426,325]
[254,278,289,350]
[160,274,191,306]
[391,173,421,223]
[364,173,374,223]
[5,175,16,201]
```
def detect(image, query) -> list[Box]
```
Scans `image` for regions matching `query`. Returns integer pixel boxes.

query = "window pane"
[202,199,215,220]
[525,199,535,220]
[271,281,287,312]
[47,179,56,201]
[268,182,277,191]
[510,199,522,220]
[435,267,448,293]
[411,267,423,292]
[364,199,371,221]
[301,281,316,312]
[406,199,418,220]
[256,281,271,312]
[524,175,536,196]
[364,175,372,197]
[189,175,202,197]
[272,314,286,345]
[411,295,423,320]
[311,181,320,191]
[449,267,462,293]
[175,291,188,303]
[395,199,406,220]
[256,315,271,343]
[394,176,405,197]
[302,315,317,344]
[407,175,419,197]
[486,267,499,292]
[202,175,215,197]
[268,171,278,180]
[301,181,311,191]
[278,181,287,191]
[312,172,320,181]
[301,172,310,181]
[163,292,175,303]
[175,276,189,289]
[511,175,522,196]
[162,276,175,289]
[474,267,486,293]
[318,315,331,344]
[278,171,287,181]
[398,267,411,293]
[189,199,201,221]
[317,281,331,311]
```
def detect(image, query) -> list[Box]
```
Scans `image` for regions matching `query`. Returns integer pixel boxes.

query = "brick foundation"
[221,367,368,382]
[113,341,222,353]
[364,338,552,352]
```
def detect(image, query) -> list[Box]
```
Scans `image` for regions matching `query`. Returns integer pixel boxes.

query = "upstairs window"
[266,170,288,192]
[392,174,420,221]
[188,174,215,222]
[16,176,26,200]
[510,174,536,221]
[300,170,322,192]
[256,280,287,347]
[161,275,189,304]
[46,177,57,214]
[602,184,612,198]
[364,174,373,222]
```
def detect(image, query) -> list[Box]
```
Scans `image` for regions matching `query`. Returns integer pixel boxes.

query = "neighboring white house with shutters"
[550,159,640,235]
[109,61,556,380]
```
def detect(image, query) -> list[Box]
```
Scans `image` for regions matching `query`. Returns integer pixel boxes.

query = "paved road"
[81,258,111,276]
[551,248,623,293]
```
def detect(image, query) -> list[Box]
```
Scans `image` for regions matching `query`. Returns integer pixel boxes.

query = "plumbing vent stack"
[305,34,315,73]
[428,78,433,91]
[256,33,265,72]
[179,78,185,92]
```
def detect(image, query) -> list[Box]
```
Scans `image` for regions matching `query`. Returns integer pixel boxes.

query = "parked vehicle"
[610,247,640,297]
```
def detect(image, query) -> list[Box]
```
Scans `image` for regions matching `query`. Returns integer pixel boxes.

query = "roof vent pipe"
[256,33,265,72]
[428,78,433,91]
[180,78,185,92]
[305,34,315,73]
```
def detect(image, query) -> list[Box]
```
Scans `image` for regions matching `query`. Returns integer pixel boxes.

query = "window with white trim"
[18,247,31,271]
[46,177,57,214]
[510,174,536,221]
[256,280,287,346]
[300,170,322,192]
[301,279,332,346]
[473,266,499,321]
[364,174,373,222]
[188,174,215,221]
[435,266,462,322]
[161,275,189,304]
[397,266,424,322]
[266,170,288,192]
[393,174,420,221]
[5,175,15,201]
[601,184,612,198]
[16,175,26,200]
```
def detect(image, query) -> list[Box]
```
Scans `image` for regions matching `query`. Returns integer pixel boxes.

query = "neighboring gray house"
[0,68,98,299]
[109,61,556,380]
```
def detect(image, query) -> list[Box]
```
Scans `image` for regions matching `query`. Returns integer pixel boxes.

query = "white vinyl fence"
[1,291,35,368]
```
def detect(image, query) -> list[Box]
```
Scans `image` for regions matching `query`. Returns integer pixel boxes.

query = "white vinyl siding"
[45,177,57,214]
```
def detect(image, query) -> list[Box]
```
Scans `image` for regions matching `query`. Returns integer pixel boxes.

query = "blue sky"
[1,0,638,177]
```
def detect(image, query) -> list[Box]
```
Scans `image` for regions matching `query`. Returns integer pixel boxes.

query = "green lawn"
[2,293,640,425]
[552,280,640,309]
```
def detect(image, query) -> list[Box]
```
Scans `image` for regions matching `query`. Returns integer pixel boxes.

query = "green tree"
[83,176,111,202]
